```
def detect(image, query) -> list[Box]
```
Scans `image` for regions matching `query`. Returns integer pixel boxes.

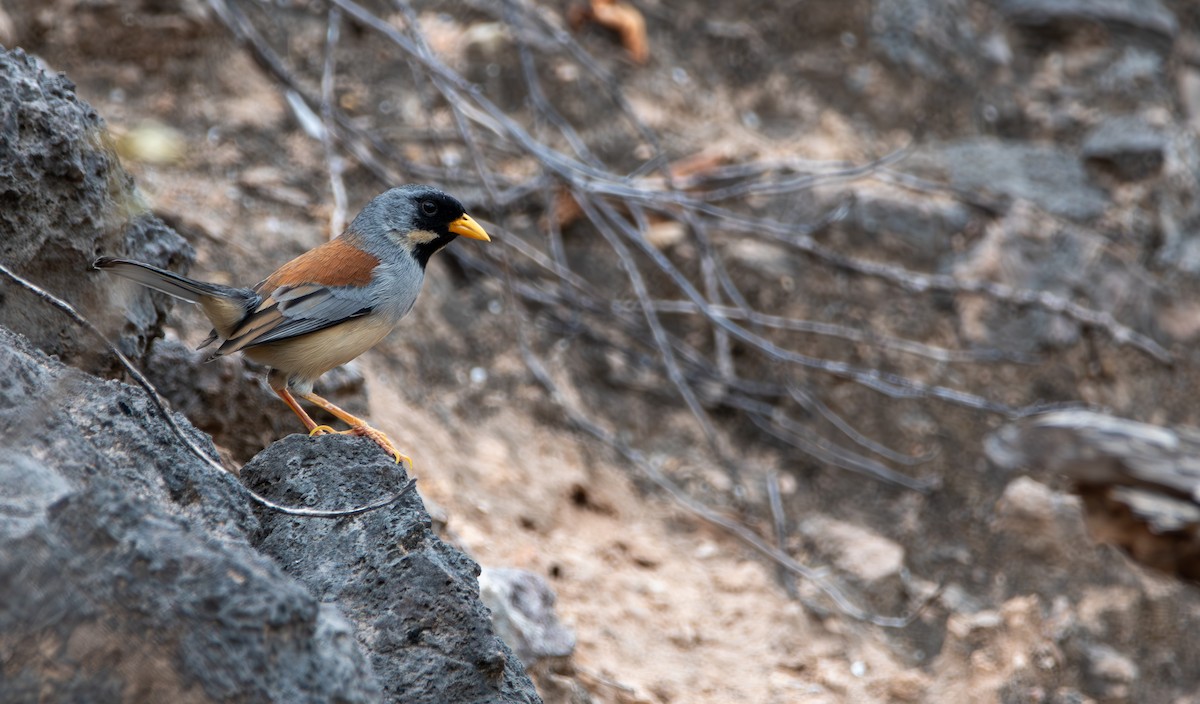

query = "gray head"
[347,185,490,268]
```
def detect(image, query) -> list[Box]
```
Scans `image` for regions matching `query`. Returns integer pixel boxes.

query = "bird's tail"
[93,257,228,303]
[93,257,258,337]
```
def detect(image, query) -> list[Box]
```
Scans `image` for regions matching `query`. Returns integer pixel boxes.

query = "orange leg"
[273,387,325,432]
[300,391,411,468]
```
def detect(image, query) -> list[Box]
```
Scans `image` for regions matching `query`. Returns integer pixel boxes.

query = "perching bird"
[94,185,490,464]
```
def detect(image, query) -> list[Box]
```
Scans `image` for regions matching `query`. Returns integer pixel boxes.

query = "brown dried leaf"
[569,0,650,64]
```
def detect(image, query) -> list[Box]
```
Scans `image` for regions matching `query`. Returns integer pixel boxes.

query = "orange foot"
[309,423,411,468]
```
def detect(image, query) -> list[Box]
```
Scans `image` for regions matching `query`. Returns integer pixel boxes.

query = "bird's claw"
[306,423,411,468]
[348,425,413,468]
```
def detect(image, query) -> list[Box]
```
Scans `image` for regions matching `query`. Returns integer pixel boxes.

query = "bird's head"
[353,184,490,267]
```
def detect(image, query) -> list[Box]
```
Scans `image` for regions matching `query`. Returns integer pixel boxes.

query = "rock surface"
[242,436,540,704]
[0,323,541,703]
[0,47,192,370]
[0,326,378,703]
[478,568,577,667]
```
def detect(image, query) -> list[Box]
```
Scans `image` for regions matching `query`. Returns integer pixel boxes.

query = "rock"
[914,139,1110,221]
[0,326,378,703]
[1083,643,1138,702]
[1082,116,1167,181]
[992,477,1086,561]
[987,410,1200,584]
[0,47,192,370]
[839,183,972,269]
[0,320,542,702]
[950,202,1157,356]
[869,0,986,83]
[996,0,1178,49]
[241,435,541,703]
[799,516,905,586]
[479,567,577,666]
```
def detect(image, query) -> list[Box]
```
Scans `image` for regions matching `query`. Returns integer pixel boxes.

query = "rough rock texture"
[0,321,542,703]
[0,47,192,369]
[0,326,379,703]
[242,437,540,704]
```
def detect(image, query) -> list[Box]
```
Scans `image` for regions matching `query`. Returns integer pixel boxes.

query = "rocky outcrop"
[0,47,191,371]
[0,326,379,703]
[243,436,540,703]
[0,321,539,703]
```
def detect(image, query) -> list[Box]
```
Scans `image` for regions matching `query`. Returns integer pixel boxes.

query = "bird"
[93,184,490,465]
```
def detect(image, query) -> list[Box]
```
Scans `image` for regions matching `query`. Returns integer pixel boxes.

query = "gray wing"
[213,283,372,356]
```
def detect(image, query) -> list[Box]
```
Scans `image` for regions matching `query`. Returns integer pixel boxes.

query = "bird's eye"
[420,200,438,217]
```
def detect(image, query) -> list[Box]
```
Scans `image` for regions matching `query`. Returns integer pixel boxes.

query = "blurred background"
[5,0,1200,701]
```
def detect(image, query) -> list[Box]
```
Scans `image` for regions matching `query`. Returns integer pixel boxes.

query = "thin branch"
[760,225,1173,364]
[321,6,349,238]
[639,299,1026,364]
[766,471,800,599]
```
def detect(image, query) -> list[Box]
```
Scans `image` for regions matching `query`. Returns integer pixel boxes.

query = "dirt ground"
[9,0,1200,702]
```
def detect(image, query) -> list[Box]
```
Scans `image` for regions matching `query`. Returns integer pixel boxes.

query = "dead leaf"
[568,0,650,64]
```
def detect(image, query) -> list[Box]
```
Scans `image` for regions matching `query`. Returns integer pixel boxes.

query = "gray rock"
[0,320,253,540]
[949,203,1158,356]
[479,567,576,666]
[916,139,1110,221]
[0,319,543,702]
[242,435,541,704]
[1083,643,1138,702]
[0,47,193,370]
[0,326,379,703]
[997,0,1178,48]
[869,0,982,82]
[841,184,972,269]
[1082,116,1167,181]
